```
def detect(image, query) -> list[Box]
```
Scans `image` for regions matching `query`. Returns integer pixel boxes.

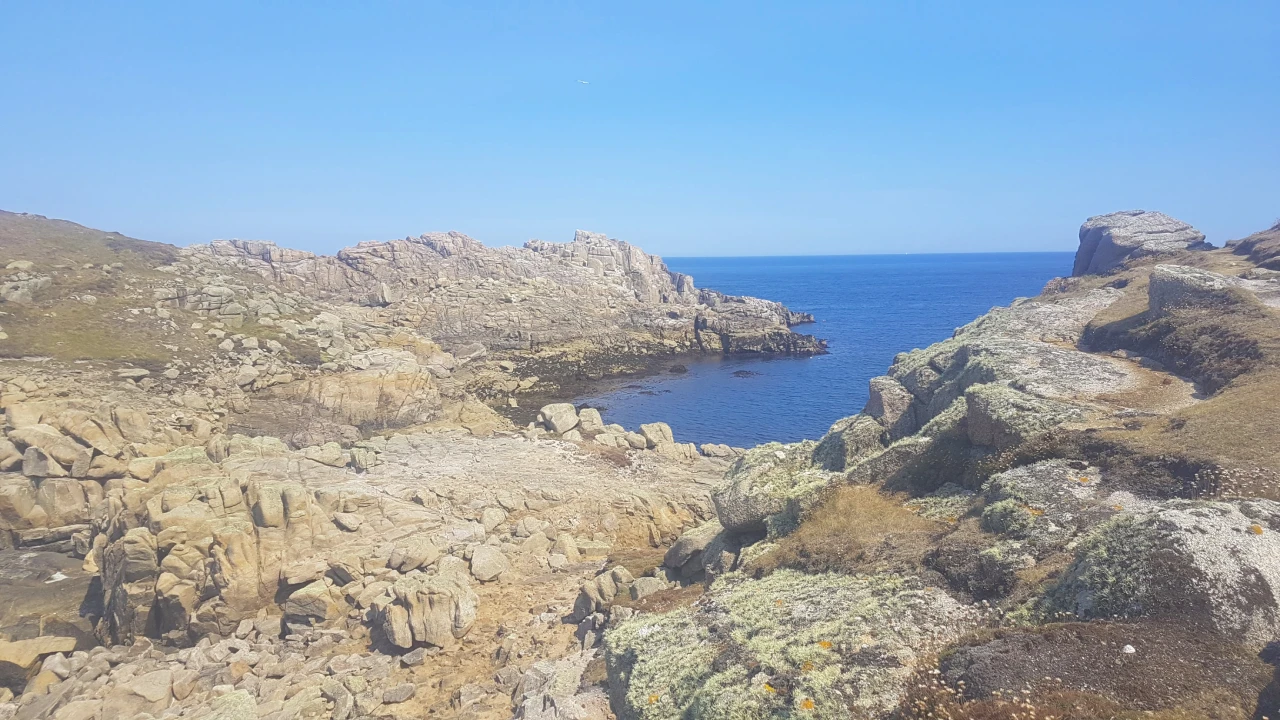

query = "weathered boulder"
[639,422,674,448]
[376,559,478,649]
[388,538,441,573]
[1073,210,1208,276]
[1048,499,1280,646]
[0,440,21,471]
[578,407,604,434]
[100,526,160,644]
[964,383,1085,450]
[812,414,885,471]
[22,447,69,478]
[605,570,977,719]
[864,375,916,437]
[8,424,91,471]
[303,442,346,467]
[469,545,509,582]
[0,474,38,528]
[712,441,831,533]
[663,520,722,577]
[283,580,347,626]
[537,403,580,434]
[0,637,76,692]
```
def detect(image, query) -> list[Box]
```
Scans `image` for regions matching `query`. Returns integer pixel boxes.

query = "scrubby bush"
[980,499,1035,537]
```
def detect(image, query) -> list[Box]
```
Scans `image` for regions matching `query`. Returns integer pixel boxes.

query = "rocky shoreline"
[1,209,1279,719]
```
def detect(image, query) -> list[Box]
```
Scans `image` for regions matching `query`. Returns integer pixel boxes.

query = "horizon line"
[664,249,1076,259]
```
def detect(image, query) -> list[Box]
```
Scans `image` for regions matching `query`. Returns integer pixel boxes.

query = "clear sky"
[2,2,1276,257]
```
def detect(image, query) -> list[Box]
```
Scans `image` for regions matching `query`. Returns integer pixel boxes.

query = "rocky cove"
[1,208,1279,719]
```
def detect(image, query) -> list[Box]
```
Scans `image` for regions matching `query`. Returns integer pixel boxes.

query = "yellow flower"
[817,640,833,650]
[800,698,816,710]
[1078,477,1091,484]
[763,683,777,694]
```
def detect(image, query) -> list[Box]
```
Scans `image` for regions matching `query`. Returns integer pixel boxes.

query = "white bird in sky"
[578,80,589,84]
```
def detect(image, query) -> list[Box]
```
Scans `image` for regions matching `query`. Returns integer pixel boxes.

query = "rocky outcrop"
[604,570,977,719]
[1073,210,1208,276]
[375,558,478,650]
[186,229,823,358]
[1048,499,1280,645]
[712,441,832,534]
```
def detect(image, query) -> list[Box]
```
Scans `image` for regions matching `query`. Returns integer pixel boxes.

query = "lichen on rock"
[605,569,977,719]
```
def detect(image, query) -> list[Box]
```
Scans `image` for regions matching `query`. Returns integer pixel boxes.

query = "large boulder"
[537,403,580,434]
[8,424,92,472]
[375,558,478,650]
[639,422,675,448]
[283,580,347,626]
[1048,499,1280,646]
[0,636,76,692]
[469,545,509,582]
[712,441,831,534]
[663,520,722,577]
[604,570,977,719]
[578,408,605,434]
[964,383,1085,450]
[1073,210,1207,276]
[863,375,917,438]
[100,527,161,643]
[812,414,884,471]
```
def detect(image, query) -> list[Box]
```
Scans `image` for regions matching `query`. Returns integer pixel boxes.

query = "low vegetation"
[750,485,945,577]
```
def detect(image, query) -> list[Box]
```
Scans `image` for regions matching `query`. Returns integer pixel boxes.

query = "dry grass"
[605,546,668,582]
[613,583,705,614]
[897,622,1273,720]
[751,486,946,577]
[1079,252,1280,479]
[1,296,195,365]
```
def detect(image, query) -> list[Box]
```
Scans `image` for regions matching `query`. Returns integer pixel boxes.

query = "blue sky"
[1,2,1276,256]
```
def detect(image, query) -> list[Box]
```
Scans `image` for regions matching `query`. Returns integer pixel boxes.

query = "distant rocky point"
[189,227,823,357]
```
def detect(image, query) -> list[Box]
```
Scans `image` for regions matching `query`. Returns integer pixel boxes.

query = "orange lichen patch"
[801,661,815,673]
[648,693,660,704]
[1078,477,1092,484]
[800,698,816,710]
[1113,504,1125,511]
[775,599,784,607]
[818,640,833,650]
[1028,507,1046,517]
[1250,524,1265,535]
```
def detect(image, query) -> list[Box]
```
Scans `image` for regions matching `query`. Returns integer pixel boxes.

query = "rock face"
[1073,210,1208,276]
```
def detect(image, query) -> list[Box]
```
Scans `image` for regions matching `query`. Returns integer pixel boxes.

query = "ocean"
[573,252,1075,448]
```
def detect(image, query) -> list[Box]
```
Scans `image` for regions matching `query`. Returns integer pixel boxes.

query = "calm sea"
[573,252,1074,448]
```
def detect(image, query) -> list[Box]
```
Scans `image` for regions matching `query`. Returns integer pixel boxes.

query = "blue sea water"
[573,252,1075,448]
